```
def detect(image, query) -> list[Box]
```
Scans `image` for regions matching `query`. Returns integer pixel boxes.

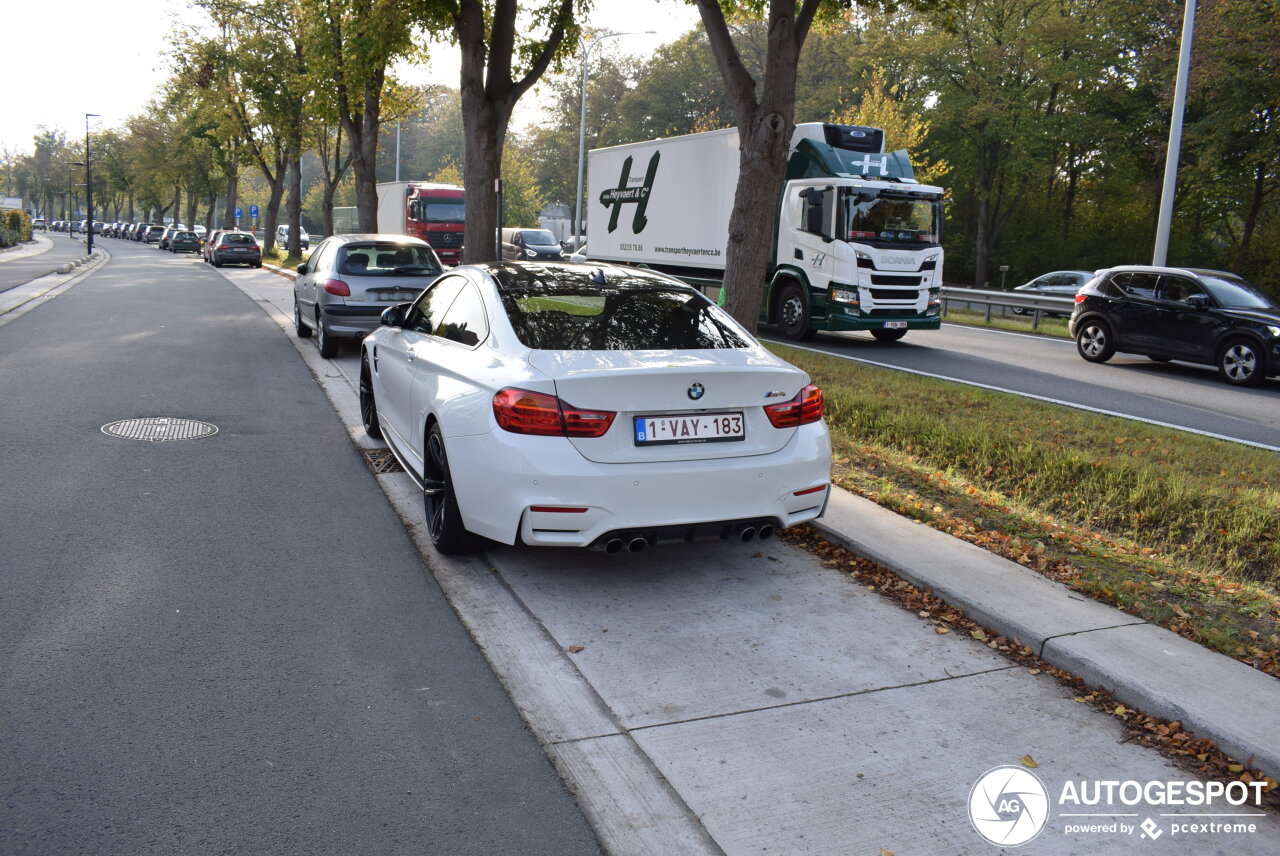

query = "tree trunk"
[1232,163,1266,271]
[222,151,238,229]
[459,95,508,263]
[285,153,302,256]
[695,0,815,334]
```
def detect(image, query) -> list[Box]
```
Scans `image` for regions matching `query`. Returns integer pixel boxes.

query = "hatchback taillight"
[323,279,351,296]
[764,384,824,428]
[493,388,615,438]
[1075,293,1088,303]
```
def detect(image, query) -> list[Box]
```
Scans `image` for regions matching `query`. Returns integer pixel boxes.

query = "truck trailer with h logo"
[585,123,945,341]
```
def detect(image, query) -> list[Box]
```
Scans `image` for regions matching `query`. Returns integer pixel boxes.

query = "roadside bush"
[0,209,32,248]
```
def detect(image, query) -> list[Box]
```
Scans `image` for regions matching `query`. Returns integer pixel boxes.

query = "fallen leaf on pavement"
[566,645,584,653]
[1022,755,1038,768]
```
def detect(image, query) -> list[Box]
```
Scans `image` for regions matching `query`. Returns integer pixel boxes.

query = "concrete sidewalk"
[814,492,1280,779]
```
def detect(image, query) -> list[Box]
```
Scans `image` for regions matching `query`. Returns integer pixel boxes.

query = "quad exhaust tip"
[604,538,625,554]
[628,537,648,553]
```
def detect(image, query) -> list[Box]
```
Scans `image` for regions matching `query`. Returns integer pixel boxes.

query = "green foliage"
[0,209,32,247]
[500,144,546,227]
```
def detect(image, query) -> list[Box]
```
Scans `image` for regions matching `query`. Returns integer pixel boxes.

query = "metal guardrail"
[938,286,1076,329]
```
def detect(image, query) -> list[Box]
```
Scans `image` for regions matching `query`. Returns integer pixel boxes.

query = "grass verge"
[768,342,1280,679]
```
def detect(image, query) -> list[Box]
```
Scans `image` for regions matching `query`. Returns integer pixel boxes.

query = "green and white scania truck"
[585,123,945,342]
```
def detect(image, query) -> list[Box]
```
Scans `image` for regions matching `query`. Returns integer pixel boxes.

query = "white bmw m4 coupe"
[359,262,832,554]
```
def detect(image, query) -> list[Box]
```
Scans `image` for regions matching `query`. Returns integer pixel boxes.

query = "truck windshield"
[841,190,941,249]
[421,197,465,223]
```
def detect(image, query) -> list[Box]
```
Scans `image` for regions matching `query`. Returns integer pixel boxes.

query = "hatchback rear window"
[221,233,257,245]
[337,243,441,277]
[498,271,749,351]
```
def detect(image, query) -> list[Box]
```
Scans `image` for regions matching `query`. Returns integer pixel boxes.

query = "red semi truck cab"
[376,181,466,266]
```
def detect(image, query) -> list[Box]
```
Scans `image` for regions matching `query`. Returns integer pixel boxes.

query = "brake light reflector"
[794,485,827,496]
[323,279,351,296]
[493,388,615,438]
[764,384,824,428]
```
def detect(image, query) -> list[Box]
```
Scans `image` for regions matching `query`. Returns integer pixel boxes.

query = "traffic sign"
[234,206,242,219]
[249,204,259,218]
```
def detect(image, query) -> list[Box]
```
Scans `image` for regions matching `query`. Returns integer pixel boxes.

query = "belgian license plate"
[634,412,745,446]
[379,292,416,301]
[884,321,908,329]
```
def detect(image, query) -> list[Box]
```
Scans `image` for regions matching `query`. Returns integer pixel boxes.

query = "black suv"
[1070,265,1280,386]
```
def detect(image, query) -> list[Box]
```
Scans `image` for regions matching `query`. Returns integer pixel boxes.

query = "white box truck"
[586,123,945,341]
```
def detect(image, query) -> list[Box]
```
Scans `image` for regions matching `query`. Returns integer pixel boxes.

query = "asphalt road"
[0,240,602,854]
[0,233,92,294]
[765,323,1280,449]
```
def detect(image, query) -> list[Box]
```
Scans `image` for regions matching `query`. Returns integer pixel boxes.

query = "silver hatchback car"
[293,234,444,358]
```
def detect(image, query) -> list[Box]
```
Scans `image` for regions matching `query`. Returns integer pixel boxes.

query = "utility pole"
[86,114,99,254]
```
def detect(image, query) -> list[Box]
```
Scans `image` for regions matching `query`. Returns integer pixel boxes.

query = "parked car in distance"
[202,229,223,262]
[500,228,564,262]
[158,225,182,250]
[208,231,262,268]
[358,261,832,555]
[276,224,310,250]
[293,234,443,358]
[1070,265,1280,387]
[143,225,165,244]
[169,230,201,253]
[32,218,47,230]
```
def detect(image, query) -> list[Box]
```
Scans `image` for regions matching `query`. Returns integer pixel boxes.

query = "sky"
[2,0,702,156]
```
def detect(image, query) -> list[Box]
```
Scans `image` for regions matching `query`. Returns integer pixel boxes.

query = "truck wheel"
[775,283,817,342]
[871,329,907,343]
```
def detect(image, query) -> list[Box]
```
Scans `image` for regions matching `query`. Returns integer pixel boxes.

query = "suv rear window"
[221,233,257,245]
[497,270,749,351]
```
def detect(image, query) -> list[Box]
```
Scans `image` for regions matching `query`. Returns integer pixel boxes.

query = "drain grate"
[101,417,219,442]
[362,448,404,474]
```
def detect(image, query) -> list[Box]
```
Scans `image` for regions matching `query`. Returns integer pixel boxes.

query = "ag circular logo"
[687,383,705,401]
[968,765,1050,847]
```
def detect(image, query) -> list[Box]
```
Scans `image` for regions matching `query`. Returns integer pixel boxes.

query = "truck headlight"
[831,288,859,305]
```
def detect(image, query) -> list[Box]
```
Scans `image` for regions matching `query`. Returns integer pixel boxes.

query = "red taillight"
[764,384,824,428]
[1074,293,1087,303]
[492,388,615,438]
[323,279,351,296]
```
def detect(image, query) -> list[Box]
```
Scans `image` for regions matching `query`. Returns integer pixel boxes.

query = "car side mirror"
[297,262,309,275]
[380,303,409,328]
[1186,294,1209,308]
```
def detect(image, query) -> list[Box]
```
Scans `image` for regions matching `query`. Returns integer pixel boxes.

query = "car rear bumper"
[320,303,394,337]
[444,424,832,547]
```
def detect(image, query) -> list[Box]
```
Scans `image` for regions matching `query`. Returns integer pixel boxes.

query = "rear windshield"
[337,243,441,277]
[175,232,196,240]
[221,233,257,245]
[499,272,750,350]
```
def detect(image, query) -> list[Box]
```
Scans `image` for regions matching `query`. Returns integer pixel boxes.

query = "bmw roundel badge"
[688,383,705,401]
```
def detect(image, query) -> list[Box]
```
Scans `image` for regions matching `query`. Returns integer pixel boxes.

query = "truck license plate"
[634,413,745,446]
[884,321,908,329]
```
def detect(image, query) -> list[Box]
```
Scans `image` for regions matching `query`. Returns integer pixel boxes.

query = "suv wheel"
[1075,319,1114,363]
[1218,339,1265,387]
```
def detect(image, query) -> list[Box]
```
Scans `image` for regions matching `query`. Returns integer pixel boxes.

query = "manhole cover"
[101,417,219,442]
[362,448,404,474]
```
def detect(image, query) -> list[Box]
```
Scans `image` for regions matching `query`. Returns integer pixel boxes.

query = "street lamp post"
[85,114,99,254]
[1152,0,1197,267]
[572,30,654,253]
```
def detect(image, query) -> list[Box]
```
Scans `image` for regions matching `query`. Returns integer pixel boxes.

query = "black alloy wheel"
[359,354,382,439]
[423,423,479,555]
